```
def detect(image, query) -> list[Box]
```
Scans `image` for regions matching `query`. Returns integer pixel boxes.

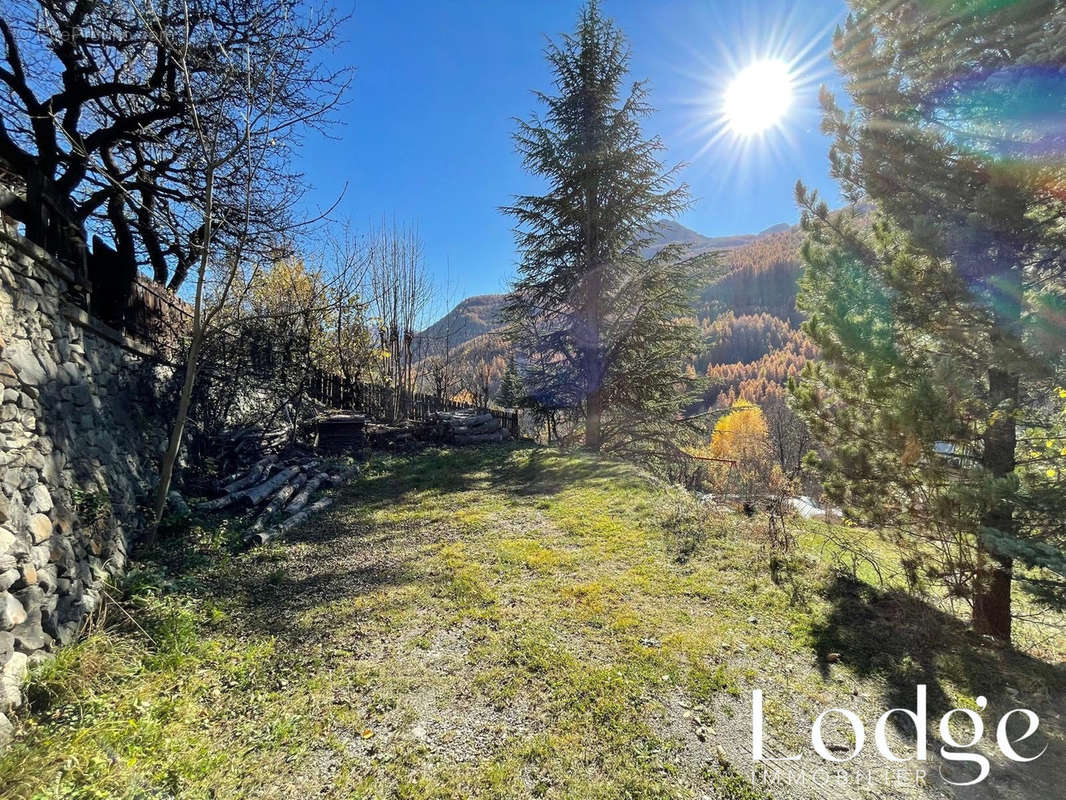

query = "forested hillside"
[690,225,814,410]
[416,221,813,408]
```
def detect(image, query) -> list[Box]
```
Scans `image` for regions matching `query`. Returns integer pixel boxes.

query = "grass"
[1,443,1063,799]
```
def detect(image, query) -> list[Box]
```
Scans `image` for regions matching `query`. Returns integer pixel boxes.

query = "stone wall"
[0,230,173,741]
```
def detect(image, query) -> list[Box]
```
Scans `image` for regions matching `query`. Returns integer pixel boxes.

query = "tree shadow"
[807,573,1066,737]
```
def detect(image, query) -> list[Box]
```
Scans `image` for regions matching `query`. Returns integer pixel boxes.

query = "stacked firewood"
[191,425,292,491]
[193,455,358,546]
[431,410,511,445]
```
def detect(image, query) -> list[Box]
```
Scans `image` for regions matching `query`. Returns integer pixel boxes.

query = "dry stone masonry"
[0,230,173,741]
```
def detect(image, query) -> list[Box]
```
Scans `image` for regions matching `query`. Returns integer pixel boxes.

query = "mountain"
[418,218,794,351]
[639,218,783,259]
[416,218,808,404]
[758,222,791,236]
[417,293,506,352]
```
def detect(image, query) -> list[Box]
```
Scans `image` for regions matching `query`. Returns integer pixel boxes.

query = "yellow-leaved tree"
[709,400,770,465]
[691,400,793,548]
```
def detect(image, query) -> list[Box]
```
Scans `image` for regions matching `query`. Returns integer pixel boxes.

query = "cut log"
[221,455,277,494]
[451,412,494,427]
[284,472,330,514]
[196,490,245,512]
[250,497,334,546]
[250,472,309,532]
[242,465,304,507]
[451,420,501,436]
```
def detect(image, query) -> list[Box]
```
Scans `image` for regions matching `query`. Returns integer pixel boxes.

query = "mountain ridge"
[419,217,795,348]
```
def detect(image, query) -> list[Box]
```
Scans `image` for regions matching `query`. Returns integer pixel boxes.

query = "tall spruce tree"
[504,1,698,456]
[793,0,1066,642]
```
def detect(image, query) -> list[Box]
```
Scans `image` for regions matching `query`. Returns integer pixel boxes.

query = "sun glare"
[724,59,794,136]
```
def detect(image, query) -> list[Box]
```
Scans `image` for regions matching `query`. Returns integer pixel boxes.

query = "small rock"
[0,592,26,628]
[28,514,52,544]
[30,485,52,513]
[411,724,427,741]
[166,490,190,516]
[747,616,757,625]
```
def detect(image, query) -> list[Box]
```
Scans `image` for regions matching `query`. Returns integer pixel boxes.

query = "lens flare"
[723,59,794,136]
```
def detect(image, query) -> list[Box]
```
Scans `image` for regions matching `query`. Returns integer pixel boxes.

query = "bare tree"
[0,0,347,306]
[367,221,432,420]
[141,0,347,534]
[320,228,374,391]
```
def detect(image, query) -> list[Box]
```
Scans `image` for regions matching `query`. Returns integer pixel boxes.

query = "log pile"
[212,426,291,470]
[430,410,511,445]
[366,423,416,450]
[192,456,359,547]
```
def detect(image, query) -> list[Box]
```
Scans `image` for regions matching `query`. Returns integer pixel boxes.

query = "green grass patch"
[2,443,1063,799]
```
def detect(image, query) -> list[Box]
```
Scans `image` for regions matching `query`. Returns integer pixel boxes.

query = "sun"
[723,59,794,136]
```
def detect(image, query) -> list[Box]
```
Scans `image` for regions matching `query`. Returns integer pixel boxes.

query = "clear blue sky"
[299,0,849,303]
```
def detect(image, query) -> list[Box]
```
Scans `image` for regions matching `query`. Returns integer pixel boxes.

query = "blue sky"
[299,0,849,303]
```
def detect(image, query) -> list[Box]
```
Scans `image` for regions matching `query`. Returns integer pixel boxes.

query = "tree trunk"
[972,363,1018,642]
[149,165,214,539]
[151,335,201,534]
[585,388,603,451]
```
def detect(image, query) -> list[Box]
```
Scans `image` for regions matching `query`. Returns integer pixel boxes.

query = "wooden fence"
[112,275,520,437]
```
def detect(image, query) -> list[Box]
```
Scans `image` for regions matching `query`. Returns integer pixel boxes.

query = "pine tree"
[496,356,525,408]
[792,0,1066,642]
[503,1,697,457]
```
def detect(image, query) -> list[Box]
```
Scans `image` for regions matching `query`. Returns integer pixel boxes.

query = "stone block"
[48,535,75,573]
[28,513,52,543]
[30,485,52,514]
[0,592,26,629]
[0,651,28,708]
[36,565,56,594]
[0,569,18,592]
[2,339,45,385]
[11,601,51,653]
[30,544,50,569]
[10,564,34,591]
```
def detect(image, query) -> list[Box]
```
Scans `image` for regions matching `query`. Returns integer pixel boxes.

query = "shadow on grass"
[289,443,640,525]
[807,573,1066,737]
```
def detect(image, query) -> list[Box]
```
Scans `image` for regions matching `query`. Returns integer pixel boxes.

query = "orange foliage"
[702,314,816,408]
